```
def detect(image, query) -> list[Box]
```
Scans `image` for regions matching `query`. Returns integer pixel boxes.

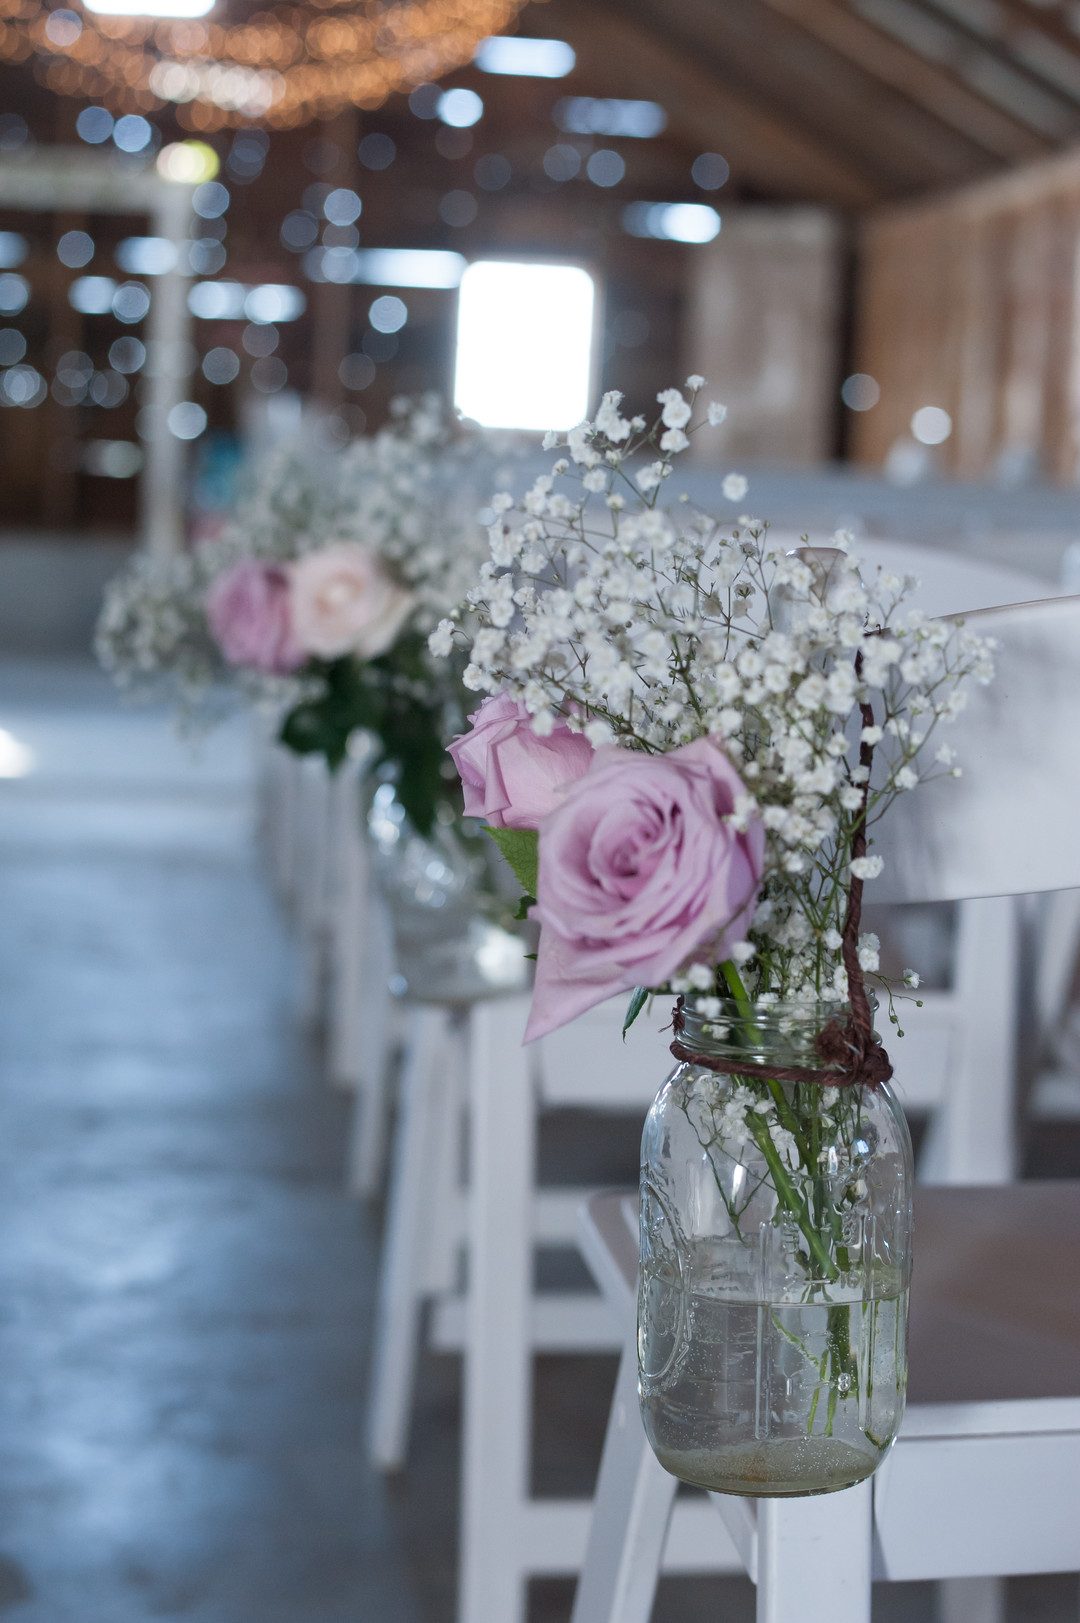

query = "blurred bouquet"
[433,377,996,1045]
[97,396,510,833]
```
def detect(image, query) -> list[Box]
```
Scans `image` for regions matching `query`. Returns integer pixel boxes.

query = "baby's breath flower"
[428,619,455,657]
[435,377,992,1012]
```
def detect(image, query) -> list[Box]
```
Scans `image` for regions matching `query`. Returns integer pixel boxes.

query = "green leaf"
[622,986,649,1038]
[485,826,539,897]
[512,894,536,922]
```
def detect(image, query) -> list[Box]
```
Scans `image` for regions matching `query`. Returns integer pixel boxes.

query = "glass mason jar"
[364,773,529,1001]
[639,999,913,1498]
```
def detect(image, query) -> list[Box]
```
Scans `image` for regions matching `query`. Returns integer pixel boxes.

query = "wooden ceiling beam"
[755,0,1048,159]
[595,0,1007,190]
[897,0,1080,128]
[539,0,881,206]
[937,0,1080,99]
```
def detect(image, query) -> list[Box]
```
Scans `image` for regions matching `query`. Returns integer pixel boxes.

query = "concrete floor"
[0,659,1076,1623]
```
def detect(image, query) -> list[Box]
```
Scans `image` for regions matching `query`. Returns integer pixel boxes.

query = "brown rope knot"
[669,1003,892,1090]
[667,670,894,1091]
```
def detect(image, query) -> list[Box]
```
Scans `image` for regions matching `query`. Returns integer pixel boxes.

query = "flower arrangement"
[435,378,997,1489]
[435,377,994,1042]
[97,397,507,833]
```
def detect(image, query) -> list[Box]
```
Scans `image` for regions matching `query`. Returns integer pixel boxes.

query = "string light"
[0,0,534,129]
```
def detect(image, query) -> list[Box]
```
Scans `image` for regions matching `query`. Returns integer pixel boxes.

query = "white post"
[459,995,535,1623]
[755,1479,872,1623]
[143,180,195,557]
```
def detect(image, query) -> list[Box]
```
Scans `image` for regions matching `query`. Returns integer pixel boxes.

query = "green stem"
[746,1113,839,1283]
[721,962,812,1170]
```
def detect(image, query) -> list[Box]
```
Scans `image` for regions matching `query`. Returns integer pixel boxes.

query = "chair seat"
[579,1185,1080,1605]
[908,1182,1080,1405]
[583,1182,1080,1408]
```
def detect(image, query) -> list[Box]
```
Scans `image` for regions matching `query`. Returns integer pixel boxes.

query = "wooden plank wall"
[851,149,1080,483]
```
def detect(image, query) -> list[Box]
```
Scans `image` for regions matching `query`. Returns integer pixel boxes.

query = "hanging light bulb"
[2,0,529,129]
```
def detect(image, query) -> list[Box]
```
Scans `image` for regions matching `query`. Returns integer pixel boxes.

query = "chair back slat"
[536,997,674,1107]
[873,594,1080,904]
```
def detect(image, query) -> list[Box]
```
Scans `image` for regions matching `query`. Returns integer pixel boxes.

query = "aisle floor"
[0,660,1075,1623]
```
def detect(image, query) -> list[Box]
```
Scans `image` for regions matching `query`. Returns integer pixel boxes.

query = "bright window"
[453,260,595,431]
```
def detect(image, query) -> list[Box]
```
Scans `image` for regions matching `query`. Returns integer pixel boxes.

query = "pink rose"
[448,694,595,829]
[289,542,414,661]
[525,739,765,1041]
[206,559,304,675]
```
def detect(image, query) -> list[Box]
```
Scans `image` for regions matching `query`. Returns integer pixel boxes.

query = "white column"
[142,180,195,557]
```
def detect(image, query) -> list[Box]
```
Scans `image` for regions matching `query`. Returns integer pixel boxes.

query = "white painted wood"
[459,996,536,1623]
[873,1430,1080,1579]
[755,1481,872,1623]
[503,1496,733,1575]
[1033,888,1080,1047]
[269,747,301,908]
[367,1006,455,1470]
[873,596,1080,903]
[537,997,674,1107]
[295,755,333,1028]
[431,1292,618,1354]
[569,1343,678,1623]
[918,895,1018,1184]
[345,882,396,1198]
[326,761,366,1089]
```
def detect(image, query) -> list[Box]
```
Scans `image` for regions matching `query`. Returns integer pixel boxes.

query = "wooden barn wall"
[851,150,1080,484]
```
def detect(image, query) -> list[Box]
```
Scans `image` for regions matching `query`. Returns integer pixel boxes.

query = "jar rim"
[679,996,852,1022]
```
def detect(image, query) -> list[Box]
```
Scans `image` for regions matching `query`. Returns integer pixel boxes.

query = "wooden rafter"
[755,0,1049,160]
[585,0,1020,192]
[540,0,880,205]
[894,0,1080,125]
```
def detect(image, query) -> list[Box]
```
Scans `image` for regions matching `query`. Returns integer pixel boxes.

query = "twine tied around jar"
[669,683,894,1091]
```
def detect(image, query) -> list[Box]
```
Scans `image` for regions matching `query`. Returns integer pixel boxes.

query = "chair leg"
[570,1340,678,1623]
[937,1577,1007,1623]
[326,766,364,1090]
[346,892,396,1199]
[366,1005,451,1470]
[756,1478,872,1623]
[459,997,535,1623]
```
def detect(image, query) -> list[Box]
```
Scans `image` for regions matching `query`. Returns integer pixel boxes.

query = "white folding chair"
[366,544,1059,1445]
[826,538,1067,1187]
[575,1185,1080,1623]
[571,593,1080,1623]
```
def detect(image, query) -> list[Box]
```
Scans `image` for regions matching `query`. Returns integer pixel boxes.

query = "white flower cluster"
[433,378,995,1008]
[96,396,510,713]
[217,394,503,632]
[94,545,234,719]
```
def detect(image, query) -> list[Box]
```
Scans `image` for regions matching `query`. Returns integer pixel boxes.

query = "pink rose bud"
[289,541,414,661]
[448,693,595,829]
[206,558,304,675]
[525,739,765,1041]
